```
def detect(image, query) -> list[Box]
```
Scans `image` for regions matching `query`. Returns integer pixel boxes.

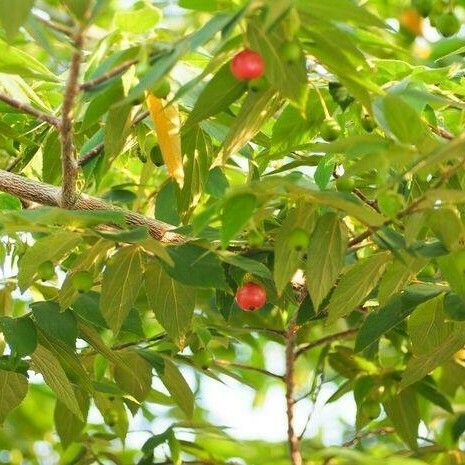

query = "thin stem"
[60,29,85,208]
[80,58,138,91]
[0,93,60,127]
[33,13,74,37]
[285,316,303,465]
[213,359,284,381]
[295,328,359,359]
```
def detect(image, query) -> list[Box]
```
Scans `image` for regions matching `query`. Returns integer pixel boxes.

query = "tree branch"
[213,359,284,381]
[60,29,84,208]
[33,13,74,37]
[0,93,60,127]
[80,58,138,91]
[285,316,303,465]
[295,328,359,359]
[0,169,184,243]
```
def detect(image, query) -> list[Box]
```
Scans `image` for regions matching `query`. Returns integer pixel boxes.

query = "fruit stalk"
[285,316,303,465]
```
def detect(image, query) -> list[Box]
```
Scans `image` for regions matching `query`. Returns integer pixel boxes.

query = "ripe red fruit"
[231,49,265,81]
[235,282,267,311]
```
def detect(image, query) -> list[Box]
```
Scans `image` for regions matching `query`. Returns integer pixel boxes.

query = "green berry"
[288,228,309,252]
[436,12,460,37]
[193,349,212,369]
[361,114,377,132]
[71,271,94,293]
[377,191,404,218]
[336,176,355,192]
[412,0,433,17]
[150,145,164,166]
[37,261,55,281]
[363,400,381,420]
[281,41,301,63]
[320,118,342,142]
[152,79,171,99]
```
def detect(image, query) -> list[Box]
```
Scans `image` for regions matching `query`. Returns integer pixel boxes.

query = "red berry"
[235,282,267,311]
[230,49,265,81]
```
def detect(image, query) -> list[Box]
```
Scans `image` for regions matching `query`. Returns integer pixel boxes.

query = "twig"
[33,13,74,37]
[0,93,60,127]
[60,29,85,208]
[342,427,395,448]
[78,111,149,166]
[285,315,303,465]
[295,328,359,359]
[429,124,454,140]
[80,58,138,91]
[213,359,284,381]
[0,169,184,243]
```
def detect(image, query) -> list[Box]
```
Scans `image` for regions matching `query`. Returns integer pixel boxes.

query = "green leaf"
[54,393,89,448]
[218,88,282,163]
[155,181,180,226]
[383,388,419,449]
[100,246,143,334]
[114,350,152,402]
[104,103,132,163]
[327,252,391,324]
[0,316,37,356]
[0,0,33,41]
[31,301,77,348]
[141,352,194,418]
[274,205,315,295]
[377,255,427,306]
[17,231,82,292]
[428,208,465,252]
[401,294,465,389]
[93,392,128,441]
[415,378,453,413]
[218,251,272,280]
[306,212,347,310]
[186,63,247,127]
[0,369,28,422]
[144,260,195,348]
[31,345,84,421]
[164,244,227,289]
[42,131,61,184]
[438,250,465,298]
[114,4,161,33]
[0,193,21,210]
[221,193,257,246]
[355,284,444,353]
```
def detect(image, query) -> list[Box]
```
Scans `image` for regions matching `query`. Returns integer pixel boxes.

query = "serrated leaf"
[383,388,419,449]
[147,94,184,186]
[17,231,81,292]
[186,63,247,127]
[31,345,84,421]
[327,252,391,324]
[0,369,28,422]
[141,352,194,418]
[0,316,37,356]
[221,193,256,246]
[145,260,195,348]
[306,212,347,309]
[114,350,152,402]
[218,87,282,164]
[100,246,143,334]
[54,392,89,448]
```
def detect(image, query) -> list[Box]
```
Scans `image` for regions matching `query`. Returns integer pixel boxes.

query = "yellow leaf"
[146,94,184,186]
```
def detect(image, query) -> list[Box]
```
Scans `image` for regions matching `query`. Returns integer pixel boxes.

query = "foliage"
[1,0,465,464]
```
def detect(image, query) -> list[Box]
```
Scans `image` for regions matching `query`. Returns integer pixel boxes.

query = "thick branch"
[285,318,302,465]
[0,93,60,127]
[60,30,84,208]
[0,169,184,243]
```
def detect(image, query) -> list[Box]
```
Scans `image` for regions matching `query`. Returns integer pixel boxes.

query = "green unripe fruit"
[436,12,460,37]
[150,145,164,166]
[71,271,94,293]
[412,0,433,17]
[377,191,404,218]
[320,118,342,142]
[152,79,171,99]
[363,400,381,420]
[288,228,309,252]
[336,176,355,192]
[193,349,212,370]
[281,41,301,63]
[361,114,377,132]
[248,76,269,92]
[37,261,55,281]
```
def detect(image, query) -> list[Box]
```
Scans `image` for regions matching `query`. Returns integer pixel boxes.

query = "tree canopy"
[1,0,465,464]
